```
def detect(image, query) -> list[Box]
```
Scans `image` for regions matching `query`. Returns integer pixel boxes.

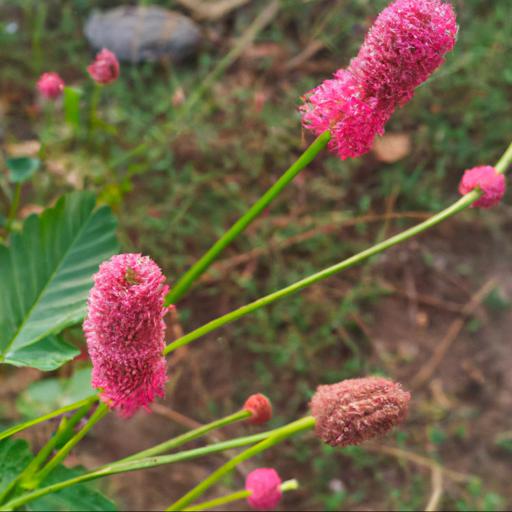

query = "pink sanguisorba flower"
[310,377,410,447]
[37,72,65,100]
[300,0,457,160]
[87,48,120,84]
[246,468,282,510]
[350,0,458,106]
[458,166,506,208]
[84,253,169,418]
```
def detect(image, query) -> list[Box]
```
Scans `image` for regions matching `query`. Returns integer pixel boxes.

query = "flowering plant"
[0,0,510,510]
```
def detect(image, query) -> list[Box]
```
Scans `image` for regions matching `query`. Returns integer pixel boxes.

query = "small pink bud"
[84,253,169,418]
[245,468,282,510]
[37,72,65,100]
[458,166,506,208]
[310,377,410,447]
[244,394,272,425]
[87,48,120,85]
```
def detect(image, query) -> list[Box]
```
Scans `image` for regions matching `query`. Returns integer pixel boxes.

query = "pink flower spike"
[310,377,410,447]
[37,72,65,100]
[87,48,120,84]
[459,166,506,209]
[300,0,457,160]
[246,468,282,510]
[350,0,458,107]
[300,70,392,160]
[84,253,170,418]
[244,394,272,425]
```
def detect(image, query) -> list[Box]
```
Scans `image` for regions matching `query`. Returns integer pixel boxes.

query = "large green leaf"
[4,335,80,371]
[0,192,118,369]
[0,438,116,511]
[0,438,33,496]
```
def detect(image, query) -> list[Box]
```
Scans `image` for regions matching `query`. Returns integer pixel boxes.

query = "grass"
[1,0,512,509]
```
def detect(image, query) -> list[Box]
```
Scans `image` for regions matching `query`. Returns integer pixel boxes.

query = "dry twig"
[425,465,444,512]
[411,278,496,389]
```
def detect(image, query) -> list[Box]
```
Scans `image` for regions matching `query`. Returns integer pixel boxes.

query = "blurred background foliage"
[1,0,511,510]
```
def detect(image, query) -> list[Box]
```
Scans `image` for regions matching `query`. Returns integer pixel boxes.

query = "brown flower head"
[310,377,410,447]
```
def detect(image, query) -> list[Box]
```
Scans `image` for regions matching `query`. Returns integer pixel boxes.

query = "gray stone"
[84,6,202,63]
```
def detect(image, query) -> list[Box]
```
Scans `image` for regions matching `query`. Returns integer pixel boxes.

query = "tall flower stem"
[119,409,251,463]
[6,184,21,231]
[164,140,512,357]
[167,416,315,510]
[0,419,314,511]
[182,479,299,512]
[164,131,331,305]
[30,402,109,486]
[16,401,95,491]
[0,396,98,442]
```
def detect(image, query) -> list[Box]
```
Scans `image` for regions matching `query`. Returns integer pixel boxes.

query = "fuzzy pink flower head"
[246,468,282,510]
[350,0,458,106]
[37,72,65,100]
[84,253,170,418]
[244,393,272,425]
[310,377,411,447]
[87,48,120,84]
[300,70,392,160]
[458,166,506,209]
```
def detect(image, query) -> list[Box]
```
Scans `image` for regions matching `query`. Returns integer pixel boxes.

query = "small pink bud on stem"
[87,48,120,84]
[245,468,282,510]
[458,166,506,208]
[244,394,273,425]
[37,72,65,100]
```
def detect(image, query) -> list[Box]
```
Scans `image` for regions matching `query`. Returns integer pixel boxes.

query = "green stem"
[6,184,21,231]
[31,402,109,486]
[119,409,251,463]
[496,141,512,174]
[0,396,98,442]
[183,479,299,512]
[164,192,477,354]
[89,84,101,134]
[165,141,512,351]
[165,130,331,305]
[167,416,315,510]
[0,421,308,511]
[17,401,95,491]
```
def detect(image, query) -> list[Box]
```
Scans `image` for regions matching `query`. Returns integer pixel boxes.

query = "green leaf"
[6,157,41,184]
[4,336,80,371]
[16,367,94,418]
[28,466,117,511]
[0,438,116,511]
[0,191,118,369]
[0,438,33,496]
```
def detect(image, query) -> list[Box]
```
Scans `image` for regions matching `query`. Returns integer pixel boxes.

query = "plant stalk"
[0,396,98,442]
[31,402,109,486]
[182,479,299,511]
[163,139,512,357]
[167,416,315,510]
[165,131,331,305]
[0,420,312,511]
[119,409,251,463]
